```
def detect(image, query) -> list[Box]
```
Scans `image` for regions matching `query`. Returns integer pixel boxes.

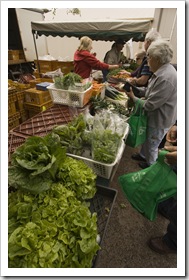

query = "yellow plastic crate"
[24,100,53,118]
[8,112,20,131]
[24,88,52,105]
[8,92,17,117]
[16,91,25,111]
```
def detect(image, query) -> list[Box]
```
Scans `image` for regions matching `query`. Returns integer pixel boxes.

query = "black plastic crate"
[90,185,117,267]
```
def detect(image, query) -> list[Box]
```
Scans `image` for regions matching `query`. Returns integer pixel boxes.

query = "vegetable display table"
[9,104,127,186]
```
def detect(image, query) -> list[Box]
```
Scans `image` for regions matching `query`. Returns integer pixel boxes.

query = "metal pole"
[33,32,41,76]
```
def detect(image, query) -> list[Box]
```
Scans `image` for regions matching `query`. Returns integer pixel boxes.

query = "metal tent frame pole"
[32,32,41,76]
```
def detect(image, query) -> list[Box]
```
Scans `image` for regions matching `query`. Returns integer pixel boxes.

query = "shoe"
[138,162,150,169]
[148,236,177,255]
[158,208,170,220]
[131,153,146,162]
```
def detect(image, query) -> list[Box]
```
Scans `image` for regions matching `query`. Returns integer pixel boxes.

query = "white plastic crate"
[67,123,129,179]
[47,83,93,108]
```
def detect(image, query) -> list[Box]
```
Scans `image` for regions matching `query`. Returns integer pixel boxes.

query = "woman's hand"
[127,77,137,85]
[125,88,135,100]
[166,125,177,144]
[164,145,177,165]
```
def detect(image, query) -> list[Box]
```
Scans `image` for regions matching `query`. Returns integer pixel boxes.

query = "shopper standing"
[125,39,177,169]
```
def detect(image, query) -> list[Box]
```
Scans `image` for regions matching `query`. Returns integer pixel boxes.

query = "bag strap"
[132,99,142,115]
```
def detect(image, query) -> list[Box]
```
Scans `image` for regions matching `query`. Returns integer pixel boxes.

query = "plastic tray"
[89,185,117,267]
[47,83,93,108]
[67,124,129,179]
[11,104,74,137]
[8,132,28,162]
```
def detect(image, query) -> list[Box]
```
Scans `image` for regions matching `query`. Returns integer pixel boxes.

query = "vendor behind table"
[73,36,119,79]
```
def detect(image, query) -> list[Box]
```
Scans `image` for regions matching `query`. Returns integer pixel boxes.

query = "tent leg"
[33,32,41,76]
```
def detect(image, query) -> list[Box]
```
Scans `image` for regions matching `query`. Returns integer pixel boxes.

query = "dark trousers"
[158,197,177,250]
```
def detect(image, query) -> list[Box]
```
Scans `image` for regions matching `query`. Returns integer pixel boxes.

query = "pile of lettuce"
[8,183,99,268]
[8,132,99,268]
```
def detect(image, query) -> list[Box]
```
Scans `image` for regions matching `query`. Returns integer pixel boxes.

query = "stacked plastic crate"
[8,87,20,131]
[8,81,31,130]
[23,82,53,118]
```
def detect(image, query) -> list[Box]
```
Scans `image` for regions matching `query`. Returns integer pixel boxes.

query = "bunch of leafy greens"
[9,133,64,193]
[57,157,96,200]
[52,113,87,156]
[8,183,100,268]
[92,129,122,163]
[54,73,82,90]
[8,132,97,199]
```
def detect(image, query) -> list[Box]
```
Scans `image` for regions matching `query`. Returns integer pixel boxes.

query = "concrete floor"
[95,145,177,269]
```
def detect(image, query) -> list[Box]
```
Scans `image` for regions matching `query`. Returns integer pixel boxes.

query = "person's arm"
[124,87,146,105]
[85,53,119,71]
[128,75,150,86]
[128,62,152,86]
[143,78,175,112]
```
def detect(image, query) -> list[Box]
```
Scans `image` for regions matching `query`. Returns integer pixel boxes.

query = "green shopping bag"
[126,99,147,147]
[118,150,177,221]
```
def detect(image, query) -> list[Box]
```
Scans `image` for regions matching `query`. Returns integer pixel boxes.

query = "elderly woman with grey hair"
[127,29,162,87]
[126,39,177,169]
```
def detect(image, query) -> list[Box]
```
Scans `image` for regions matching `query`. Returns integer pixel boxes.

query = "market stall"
[8,18,153,268]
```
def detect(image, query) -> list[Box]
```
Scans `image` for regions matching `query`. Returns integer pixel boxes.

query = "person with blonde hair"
[74,36,119,79]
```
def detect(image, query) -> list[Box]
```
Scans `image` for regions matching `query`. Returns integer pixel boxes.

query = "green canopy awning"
[31,19,152,42]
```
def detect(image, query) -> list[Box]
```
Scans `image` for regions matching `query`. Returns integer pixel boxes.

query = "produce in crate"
[8,184,100,268]
[52,110,128,165]
[54,72,91,91]
[89,95,129,117]
[106,68,131,81]
[8,132,100,268]
[52,113,87,156]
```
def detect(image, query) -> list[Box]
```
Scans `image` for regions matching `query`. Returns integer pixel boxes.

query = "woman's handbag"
[126,99,147,147]
[118,150,177,221]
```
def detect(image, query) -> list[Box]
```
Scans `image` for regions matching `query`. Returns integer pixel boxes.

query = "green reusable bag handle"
[126,99,147,147]
[118,150,177,221]
[131,99,143,116]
